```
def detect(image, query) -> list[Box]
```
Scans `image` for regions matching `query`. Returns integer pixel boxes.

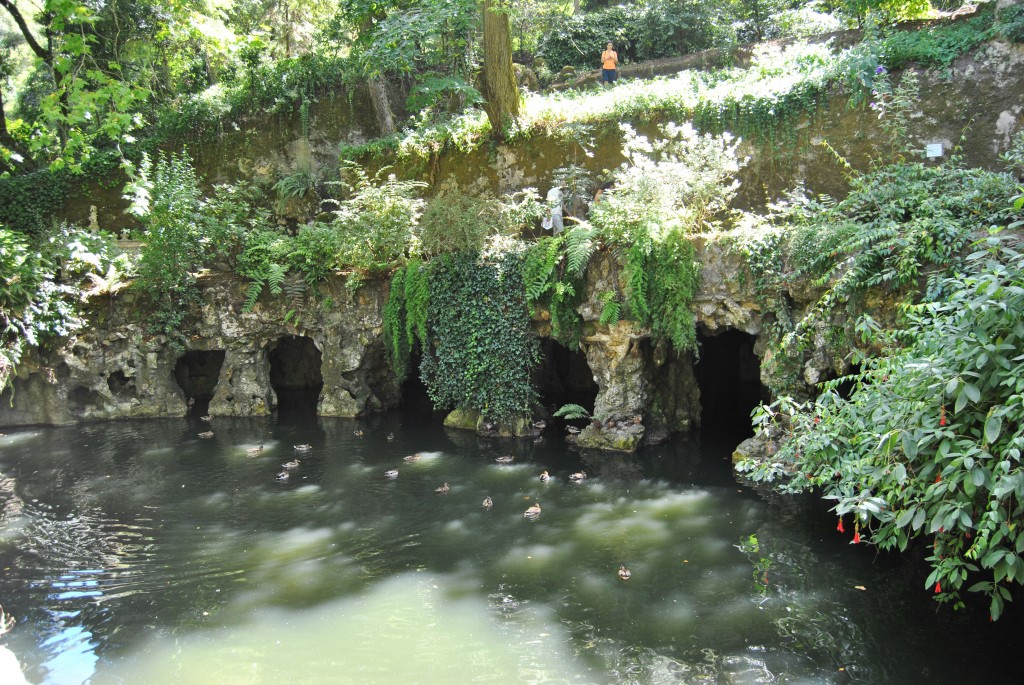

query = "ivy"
[421,250,538,425]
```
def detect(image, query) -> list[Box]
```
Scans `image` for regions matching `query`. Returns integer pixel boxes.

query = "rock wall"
[0,274,398,426]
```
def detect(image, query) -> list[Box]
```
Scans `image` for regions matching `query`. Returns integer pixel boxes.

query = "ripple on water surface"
[0,417,1021,685]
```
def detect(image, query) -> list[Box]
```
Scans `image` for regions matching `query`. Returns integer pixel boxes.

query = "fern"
[598,291,621,326]
[564,225,597,279]
[243,281,263,312]
[404,258,430,347]
[267,263,288,295]
[554,403,592,421]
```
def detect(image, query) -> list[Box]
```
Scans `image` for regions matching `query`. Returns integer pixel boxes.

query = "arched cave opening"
[173,350,226,416]
[400,349,436,419]
[533,338,599,418]
[694,329,767,437]
[268,336,323,421]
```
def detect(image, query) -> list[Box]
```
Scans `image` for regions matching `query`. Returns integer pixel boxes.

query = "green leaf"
[984,416,1002,444]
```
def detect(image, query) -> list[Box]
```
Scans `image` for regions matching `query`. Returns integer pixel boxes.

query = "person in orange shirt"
[601,42,618,85]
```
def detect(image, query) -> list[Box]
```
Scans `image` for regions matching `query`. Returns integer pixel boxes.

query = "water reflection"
[0,417,1019,684]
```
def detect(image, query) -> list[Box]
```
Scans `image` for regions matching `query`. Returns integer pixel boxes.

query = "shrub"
[329,164,426,279]
[129,152,206,344]
[537,1,722,72]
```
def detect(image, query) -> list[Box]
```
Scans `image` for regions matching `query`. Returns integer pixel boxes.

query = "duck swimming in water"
[569,471,587,483]
[275,471,289,482]
[282,459,300,470]
[539,470,550,483]
[198,431,214,439]
[482,496,493,510]
[246,445,264,456]
[435,482,450,494]
[200,415,212,422]
[293,444,312,451]
[618,564,632,581]
[495,455,514,464]
[403,453,422,462]
[523,502,542,519]
[385,469,399,479]
[353,430,364,437]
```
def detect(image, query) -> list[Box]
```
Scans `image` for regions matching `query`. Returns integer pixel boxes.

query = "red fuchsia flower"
[935,582,941,593]
[940,405,947,427]
[935,474,942,483]
[853,529,861,544]
[837,518,845,533]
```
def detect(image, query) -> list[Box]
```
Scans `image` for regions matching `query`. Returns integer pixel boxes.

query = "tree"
[481,0,519,139]
[0,0,149,172]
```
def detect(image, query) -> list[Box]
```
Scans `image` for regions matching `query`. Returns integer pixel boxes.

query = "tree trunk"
[481,0,519,140]
[368,76,396,136]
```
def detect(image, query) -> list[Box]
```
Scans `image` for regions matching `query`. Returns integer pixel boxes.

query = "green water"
[0,416,1018,684]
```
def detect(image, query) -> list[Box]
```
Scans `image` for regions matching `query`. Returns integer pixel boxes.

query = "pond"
[0,415,1019,684]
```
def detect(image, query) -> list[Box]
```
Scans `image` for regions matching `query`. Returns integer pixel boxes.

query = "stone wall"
[0,274,399,426]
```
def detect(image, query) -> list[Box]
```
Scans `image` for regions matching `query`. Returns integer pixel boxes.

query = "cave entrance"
[173,350,226,416]
[694,330,766,437]
[268,335,323,421]
[534,339,599,418]
[400,350,436,419]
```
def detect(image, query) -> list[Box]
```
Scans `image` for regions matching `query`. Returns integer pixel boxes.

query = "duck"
[435,482,450,494]
[246,445,264,456]
[539,470,550,483]
[275,471,289,482]
[282,459,300,470]
[198,431,214,439]
[569,471,587,483]
[566,426,582,435]
[523,502,542,518]
[532,420,547,430]
[482,496,493,510]
[387,432,396,442]
[618,564,632,581]
[200,415,212,422]
[403,453,422,462]
[495,455,515,464]
[353,430,364,437]
[385,469,399,479]
[293,444,312,451]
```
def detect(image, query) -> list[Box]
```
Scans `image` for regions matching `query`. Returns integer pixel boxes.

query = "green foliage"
[130,152,206,344]
[418,189,508,259]
[553,403,592,421]
[406,73,482,120]
[997,3,1024,43]
[329,164,427,281]
[382,257,431,381]
[881,10,995,73]
[1,222,123,391]
[523,233,585,344]
[537,1,723,72]
[739,232,1024,620]
[422,250,539,425]
[0,169,71,235]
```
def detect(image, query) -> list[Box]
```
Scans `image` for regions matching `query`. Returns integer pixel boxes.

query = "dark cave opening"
[694,329,767,438]
[173,350,226,417]
[268,336,323,421]
[400,350,437,419]
[533,338,599,418]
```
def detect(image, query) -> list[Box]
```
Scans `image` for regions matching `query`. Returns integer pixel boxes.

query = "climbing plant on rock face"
[421,249,538,425]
